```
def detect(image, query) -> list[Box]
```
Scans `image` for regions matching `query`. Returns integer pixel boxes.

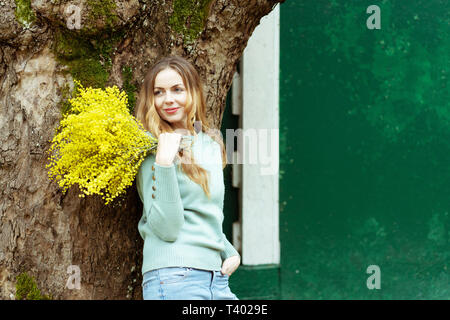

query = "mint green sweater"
[136,131,240,275]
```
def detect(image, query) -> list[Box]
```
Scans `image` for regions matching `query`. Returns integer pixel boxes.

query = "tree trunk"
[0,0,283,299]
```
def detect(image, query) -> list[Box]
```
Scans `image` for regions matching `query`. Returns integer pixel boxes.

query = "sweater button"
[152,194,155,199]
[152,186,156,191]
[152,165,155,171]
[152,175,156,181]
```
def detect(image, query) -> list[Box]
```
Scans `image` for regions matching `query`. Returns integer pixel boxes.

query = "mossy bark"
[0,0,284,299]
[15,272,52,300]
[14,0,36,28]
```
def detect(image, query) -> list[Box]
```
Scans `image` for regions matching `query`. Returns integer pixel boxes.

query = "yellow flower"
[46,79,157,205]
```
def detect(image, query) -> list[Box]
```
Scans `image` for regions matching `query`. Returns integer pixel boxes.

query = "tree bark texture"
[0,0,283,299]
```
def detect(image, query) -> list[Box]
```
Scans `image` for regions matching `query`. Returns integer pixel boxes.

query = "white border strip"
[240,4,280,265]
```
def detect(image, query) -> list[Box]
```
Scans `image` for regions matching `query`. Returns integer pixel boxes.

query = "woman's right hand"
[155,132,182,167]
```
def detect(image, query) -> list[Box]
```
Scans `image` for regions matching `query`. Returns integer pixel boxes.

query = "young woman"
[134,55,241,300]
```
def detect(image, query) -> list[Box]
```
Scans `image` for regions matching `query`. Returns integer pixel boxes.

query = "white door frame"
[230,4,280,265]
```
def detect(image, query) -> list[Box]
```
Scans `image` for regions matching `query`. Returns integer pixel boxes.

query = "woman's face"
[153,68,188,131]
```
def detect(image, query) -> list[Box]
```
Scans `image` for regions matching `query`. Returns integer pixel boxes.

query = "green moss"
[48,0,123,116]
[58,81,82,118]
[54,30,107,89]
[59,83,73,116]
[122,65,136,114]
[15,272,52,300]
[53,30,123,86]
[85,0,118,33]
[169,0,213,44]
[14,0,36,28]
[52,28,125,115]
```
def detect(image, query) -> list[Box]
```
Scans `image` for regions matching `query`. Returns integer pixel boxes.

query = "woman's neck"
[172,128,195,136]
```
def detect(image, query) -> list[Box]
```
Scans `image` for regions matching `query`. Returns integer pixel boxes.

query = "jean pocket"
[216,271,229,282]
[216,271,229,277]
[159,267,191,284]
[142,272,158,290]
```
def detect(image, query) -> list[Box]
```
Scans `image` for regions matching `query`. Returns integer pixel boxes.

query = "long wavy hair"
[134,55,227,199]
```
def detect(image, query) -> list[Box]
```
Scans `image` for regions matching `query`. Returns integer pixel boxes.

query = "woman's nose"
[164,91,175,104]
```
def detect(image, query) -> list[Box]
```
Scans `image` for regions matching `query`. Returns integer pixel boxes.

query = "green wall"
[280,0,449,299]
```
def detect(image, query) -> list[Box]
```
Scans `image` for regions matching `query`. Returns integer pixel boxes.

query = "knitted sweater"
[136,131,240,275]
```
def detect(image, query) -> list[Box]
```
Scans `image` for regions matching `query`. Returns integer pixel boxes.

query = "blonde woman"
[134,56,240,300]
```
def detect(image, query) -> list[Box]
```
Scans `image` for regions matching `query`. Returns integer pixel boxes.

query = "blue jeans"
[142,267,239,300]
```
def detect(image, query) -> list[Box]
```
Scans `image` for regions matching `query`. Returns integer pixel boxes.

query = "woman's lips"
[165,107,179,114]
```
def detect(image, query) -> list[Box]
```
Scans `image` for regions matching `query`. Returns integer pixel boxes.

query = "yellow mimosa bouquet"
[45,80,157,205]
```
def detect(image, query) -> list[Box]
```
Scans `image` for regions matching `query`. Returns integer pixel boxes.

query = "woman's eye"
[154,91,161,95]
[175,87,183,92]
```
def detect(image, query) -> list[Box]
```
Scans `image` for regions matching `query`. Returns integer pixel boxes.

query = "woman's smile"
[165,107,180,114]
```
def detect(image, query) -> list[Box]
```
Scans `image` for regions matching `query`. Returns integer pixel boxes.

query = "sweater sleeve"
[220,232,240,260]
[136,155,185,242]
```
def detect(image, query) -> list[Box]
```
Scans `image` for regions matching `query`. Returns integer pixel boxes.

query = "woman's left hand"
[221,255,241,276]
